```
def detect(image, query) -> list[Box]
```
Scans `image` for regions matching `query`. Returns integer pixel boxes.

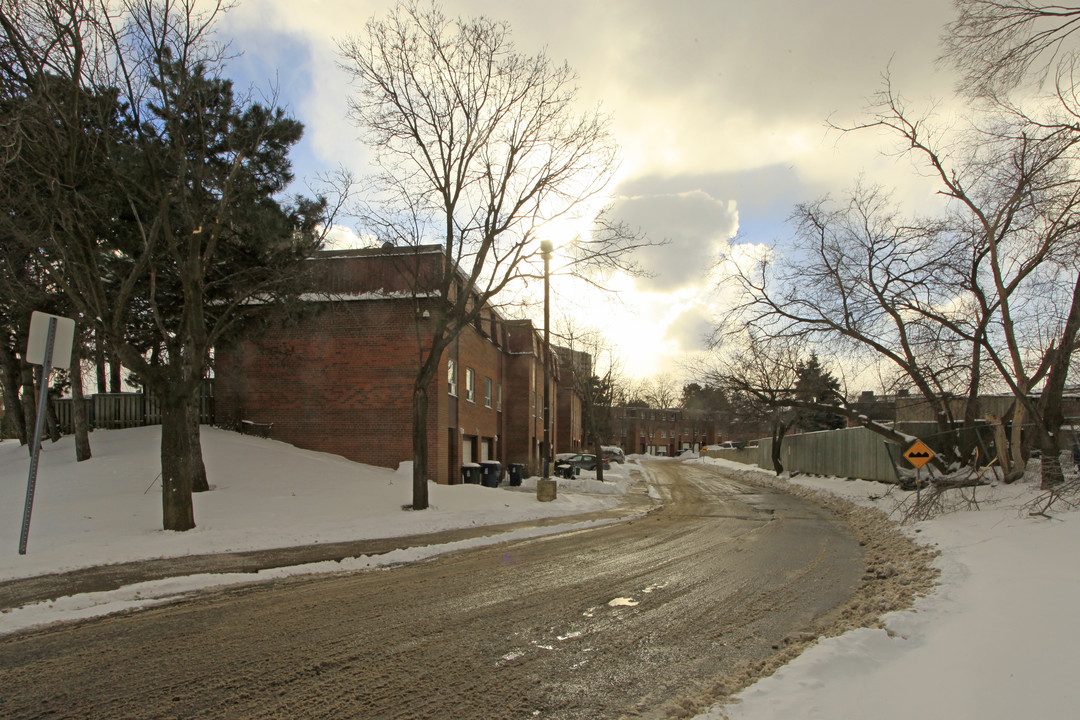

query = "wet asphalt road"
[0,460,864,719]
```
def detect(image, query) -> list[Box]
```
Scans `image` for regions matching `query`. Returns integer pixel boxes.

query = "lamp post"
[537,240,557,501]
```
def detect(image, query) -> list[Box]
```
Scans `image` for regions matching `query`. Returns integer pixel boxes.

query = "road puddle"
[607,597,639,607]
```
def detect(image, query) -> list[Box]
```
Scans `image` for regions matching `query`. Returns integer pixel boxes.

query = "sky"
[3,427,1078,719]
[215,0,964,381]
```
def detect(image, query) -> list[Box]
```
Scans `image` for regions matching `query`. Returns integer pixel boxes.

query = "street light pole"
[538,240,557,501]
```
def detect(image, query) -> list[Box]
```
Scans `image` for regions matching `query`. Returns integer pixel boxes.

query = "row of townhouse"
[609,406,723,456]
[214,246,574,484]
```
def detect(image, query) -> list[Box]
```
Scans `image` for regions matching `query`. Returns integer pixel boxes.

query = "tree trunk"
[986,413,1011,478]
[771,424,786,474]
[159,395,196,531]
[411,382,430,510]
[109,352,122,393]
[188,393,209,492]
[95,328,107,394]
[40,366,61,443]
[1039,436,1065,489]
[593,435,605,482]
[20,359,36,455]
[0,344,27,444]
[1007,403,1027,482]
[1034,276,1080,488]
[70,337,92,462]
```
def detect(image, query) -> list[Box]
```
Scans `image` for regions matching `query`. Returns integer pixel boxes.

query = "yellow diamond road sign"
[904,440,935,469]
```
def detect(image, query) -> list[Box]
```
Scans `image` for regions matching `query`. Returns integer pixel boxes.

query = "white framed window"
[448,359,458,396]
[484,377,492,408]
[466,368,475,402]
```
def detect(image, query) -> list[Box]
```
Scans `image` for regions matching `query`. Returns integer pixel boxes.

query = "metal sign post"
[19,312,75,555]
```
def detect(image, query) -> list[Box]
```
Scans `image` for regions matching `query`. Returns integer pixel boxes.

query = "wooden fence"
[51,383,214,434]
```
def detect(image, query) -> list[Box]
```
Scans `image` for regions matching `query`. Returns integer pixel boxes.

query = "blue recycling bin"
[461,463,482,484]
[479,461,502,487]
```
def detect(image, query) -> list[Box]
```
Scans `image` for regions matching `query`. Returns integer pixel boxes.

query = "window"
[448,359,458,396]
[484,377,492,408]
[497,383,502,411]
[465,368,475,402]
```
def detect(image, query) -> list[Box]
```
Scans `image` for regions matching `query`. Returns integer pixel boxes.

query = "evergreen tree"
[0,3,327,530]
[794,354,845,432]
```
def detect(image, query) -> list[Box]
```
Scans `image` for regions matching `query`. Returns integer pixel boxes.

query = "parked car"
[602,446,625,464]
[553,453,610,478]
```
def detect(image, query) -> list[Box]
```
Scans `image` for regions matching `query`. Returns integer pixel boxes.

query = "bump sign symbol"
[904,440,935,469]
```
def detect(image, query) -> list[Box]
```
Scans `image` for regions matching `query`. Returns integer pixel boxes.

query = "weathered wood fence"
[51,381,214,434]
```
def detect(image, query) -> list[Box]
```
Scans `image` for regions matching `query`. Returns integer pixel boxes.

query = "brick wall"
[216,250,578,484]
[610,407,723,455]
[216,298,441,474]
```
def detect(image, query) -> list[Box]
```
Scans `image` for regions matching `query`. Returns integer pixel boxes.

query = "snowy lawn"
[0,426,636,580]
[0,426,634,633]
[694,456,1080,720]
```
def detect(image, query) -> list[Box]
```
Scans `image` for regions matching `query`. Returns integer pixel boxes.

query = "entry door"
[462,436,473,465]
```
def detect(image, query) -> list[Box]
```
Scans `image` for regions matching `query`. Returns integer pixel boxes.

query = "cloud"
[611,189,738,292]
[217,0,969,380]
[663,305,715,353]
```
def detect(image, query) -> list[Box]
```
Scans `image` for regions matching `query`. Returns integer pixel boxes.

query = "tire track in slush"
[0,460,864,720]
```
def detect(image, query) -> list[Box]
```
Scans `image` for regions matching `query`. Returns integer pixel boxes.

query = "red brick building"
[214,246,574,483]
[553,345,588,453]
[610,406,723,456]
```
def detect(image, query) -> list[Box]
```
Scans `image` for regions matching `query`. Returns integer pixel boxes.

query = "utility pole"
[537,240,557,501]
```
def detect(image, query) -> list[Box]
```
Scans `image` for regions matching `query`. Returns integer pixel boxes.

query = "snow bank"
[0,426,627,581]
[693,456,1080,720]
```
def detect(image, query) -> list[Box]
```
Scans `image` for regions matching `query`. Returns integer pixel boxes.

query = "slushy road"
[0,460,863,719]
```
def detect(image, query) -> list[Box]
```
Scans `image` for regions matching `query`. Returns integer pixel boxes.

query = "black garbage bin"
[461,463,482,484]
[508,463,524,486]
[479,460,502,488]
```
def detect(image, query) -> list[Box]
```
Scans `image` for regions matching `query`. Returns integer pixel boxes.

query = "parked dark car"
[553,453,609,478]
[602,446,626,464]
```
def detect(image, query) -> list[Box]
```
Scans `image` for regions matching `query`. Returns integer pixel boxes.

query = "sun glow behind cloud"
[221,0,964,381]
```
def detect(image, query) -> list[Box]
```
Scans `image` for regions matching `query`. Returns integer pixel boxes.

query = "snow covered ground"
[694,456,1080,720]
[2,427,1078,719]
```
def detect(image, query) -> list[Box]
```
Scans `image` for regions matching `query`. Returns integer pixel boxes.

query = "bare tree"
[725,178,981,465]
[338,1,644,509]
[639,375,682,411]
[943,1,1080,97]
[733,76,1080,485]
[697,332,802,474]
[854,85,1080,486]
[697,330,922,474]
[554,321,628,481]
[941,1,1080,487]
